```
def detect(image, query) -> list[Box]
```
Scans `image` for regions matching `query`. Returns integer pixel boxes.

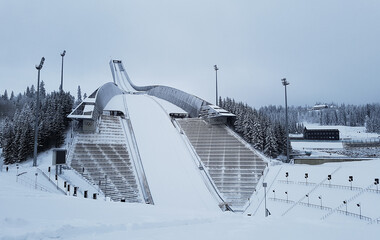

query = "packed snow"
[2,152,380,239]
[1,98,380,239]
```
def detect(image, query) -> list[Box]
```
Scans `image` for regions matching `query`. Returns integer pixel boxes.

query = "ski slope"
[123,93,220,212]
[2,154,380,239]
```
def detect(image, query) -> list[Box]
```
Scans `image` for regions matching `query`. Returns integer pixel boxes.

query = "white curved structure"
[68,60,267,212]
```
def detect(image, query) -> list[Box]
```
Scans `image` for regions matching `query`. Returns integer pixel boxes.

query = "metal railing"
[36,168,66,195]
[174,118,230,211]
[278,180,380,194]
[252,166,282,216]
[120,95,154,205]
[282,166,342,216]
[16,172,51,193]
[321,183,375,220]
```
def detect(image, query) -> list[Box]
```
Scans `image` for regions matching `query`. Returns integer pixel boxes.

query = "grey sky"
[1,0,379,107]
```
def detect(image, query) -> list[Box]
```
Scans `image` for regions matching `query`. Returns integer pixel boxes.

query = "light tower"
[60,50,66,92]
[281,78,290,163]
[214,65,219,106]
[33,57,45,167]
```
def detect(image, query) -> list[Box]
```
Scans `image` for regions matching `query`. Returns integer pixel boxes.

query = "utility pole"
[60,50,66,92]
[33,57,45,167]
[281,78,290,163]
[214,65,219,106]
[263,182,268,217]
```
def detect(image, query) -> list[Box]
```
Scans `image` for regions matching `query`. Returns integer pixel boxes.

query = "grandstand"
[70,115,144,203]
[66,59,267,212]
[177,118,266,210]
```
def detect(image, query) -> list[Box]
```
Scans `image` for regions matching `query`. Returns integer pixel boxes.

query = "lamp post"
[349,176,353,190]
[273,189,276,200]
[35,172,38,189]
[343,200,347,215]
[285,172,289,184]
[318,195,322,209]
[375,178,379,193]
[305,173,309,185]
[214,65,219,106]
[281,78,290,163]
[60,50,66,92]
[33,57,45,167]
[357,203,361,219]
[285,191,288,203]
[263,182,268,217]
[306,194,309,206]
[328,174,332,187]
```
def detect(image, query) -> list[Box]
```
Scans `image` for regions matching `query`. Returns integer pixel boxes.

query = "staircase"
[177,118,267,210]
[70,115,144,203]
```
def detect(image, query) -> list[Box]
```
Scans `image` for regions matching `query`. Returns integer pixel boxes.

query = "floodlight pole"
[214,65,219,106]
[282,78,290,163]
[33,57,45,167]
[60,50,66,92]
[263,182,268,217]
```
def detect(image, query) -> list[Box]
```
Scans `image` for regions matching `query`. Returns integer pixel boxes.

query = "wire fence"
[278,180,380,194]
[17,173,51,193]
[270,197,375,223]
[36,168,66,195]
[335,210,372,222]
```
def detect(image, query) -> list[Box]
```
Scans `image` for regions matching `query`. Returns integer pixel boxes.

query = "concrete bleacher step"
[70,115,144,203]
[177,118,267,211]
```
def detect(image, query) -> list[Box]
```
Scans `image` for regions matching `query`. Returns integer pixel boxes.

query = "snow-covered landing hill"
[1,153,380,239]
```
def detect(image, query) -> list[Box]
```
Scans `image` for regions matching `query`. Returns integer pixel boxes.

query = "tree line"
[220,97,293,158]
[0,84,74,164]
[296,103,380,133]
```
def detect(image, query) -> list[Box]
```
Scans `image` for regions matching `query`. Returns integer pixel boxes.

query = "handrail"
[36,168,66,195]
[120,94,154,205]
[283,165,342,216]
[17,172,52,193]
[174,118,233,211]
[321,182,373,220]
[251,166,281,216]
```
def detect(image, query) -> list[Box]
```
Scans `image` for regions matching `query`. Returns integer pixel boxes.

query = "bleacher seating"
[70,115,143,203]
[177,118,266,210]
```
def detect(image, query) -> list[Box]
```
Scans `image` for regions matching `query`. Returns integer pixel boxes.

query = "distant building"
[312,104,328,110]
[303,127,339,140]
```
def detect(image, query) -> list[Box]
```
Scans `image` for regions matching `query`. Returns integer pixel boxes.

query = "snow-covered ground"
[291,123,380,157]
[303,123,380,140]
[2,153,380,239]
[2,95,380,239]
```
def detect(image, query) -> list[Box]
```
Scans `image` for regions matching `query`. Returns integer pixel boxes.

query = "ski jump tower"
[67,60,267,212]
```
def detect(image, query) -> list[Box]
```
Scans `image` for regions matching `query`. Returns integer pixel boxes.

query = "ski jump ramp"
[68,59,267,212]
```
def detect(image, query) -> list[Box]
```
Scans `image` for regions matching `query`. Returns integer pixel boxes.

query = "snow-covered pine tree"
[16,104,34,161]
[264,127,278,158]
[75,86,82,107]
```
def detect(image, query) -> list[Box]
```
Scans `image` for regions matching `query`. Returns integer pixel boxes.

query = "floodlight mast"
[214,65,219,106]
[281,78,290,163]
[33,57,45,167]
[60,50,66,92]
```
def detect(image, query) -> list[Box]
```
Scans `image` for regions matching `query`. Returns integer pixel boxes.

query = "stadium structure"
[67,60,267,212]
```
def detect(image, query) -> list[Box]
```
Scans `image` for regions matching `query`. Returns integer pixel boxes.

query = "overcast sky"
[1,0,379,107]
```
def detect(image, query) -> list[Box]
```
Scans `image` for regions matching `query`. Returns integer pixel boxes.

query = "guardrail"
[252,166,282,216]
[121,96,154,205]
[17,172,51,193]
[174,119,231,211]
[278,180,380,194]
[322,183,375,220]
[270,197,373,222]
[36,168,66,195]
[343,139,380,148]
[282,166,342,216]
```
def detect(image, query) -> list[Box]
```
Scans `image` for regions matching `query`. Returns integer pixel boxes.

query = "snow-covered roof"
[103,95,126,114]
[68,82,123,120]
